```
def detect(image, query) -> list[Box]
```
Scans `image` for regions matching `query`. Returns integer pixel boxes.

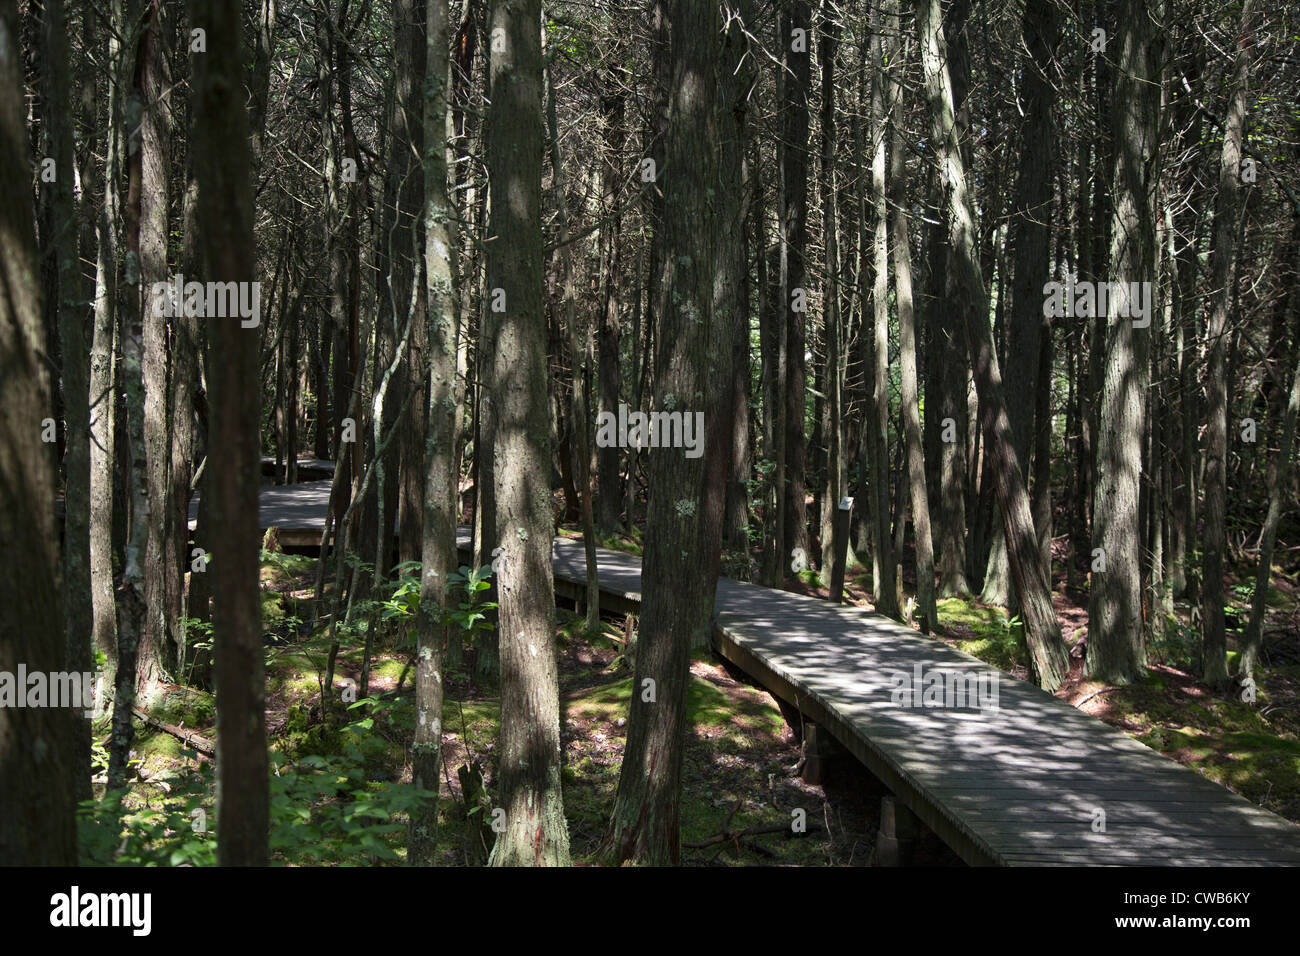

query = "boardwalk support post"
[874,796,919,865]
[801,723,844,785]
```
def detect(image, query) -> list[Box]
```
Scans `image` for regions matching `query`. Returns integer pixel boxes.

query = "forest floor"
[85,526,1299,865]
[92,547,962,865]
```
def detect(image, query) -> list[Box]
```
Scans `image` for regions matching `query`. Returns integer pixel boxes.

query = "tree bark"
[1240,283,1300,677]
[887,19,935,629]
[44,0,92,801]
[484,0,570,866]
[192,0,268,865]
[410,0,456,865]
[866,3,899,618]
[914,0,1069,690]
[546,36,600,633]
[598,0,722,865]
[780,0,811,571]
[0,0,77,863]
[1200,0,1254,691]
[137,0,174,701]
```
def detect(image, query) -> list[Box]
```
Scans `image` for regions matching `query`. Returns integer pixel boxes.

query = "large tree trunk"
[598,0,723,865]
[0,0,77,863]
[914,0,1068,690]
[887,18,935,630]
[410,0,456,865]
[192,0,268,865]
[1086,0,1162,685]
[483,0,569,866]
[986,0,1059,611]
[137,0,175,700]
[45,0,92,802]
[107,0,149,791]
[1200,0,1255,691]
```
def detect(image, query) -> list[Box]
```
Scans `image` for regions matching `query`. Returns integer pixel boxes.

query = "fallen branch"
[131,707,216,759]
[684,798,824,851]
[1073,686,1123,710]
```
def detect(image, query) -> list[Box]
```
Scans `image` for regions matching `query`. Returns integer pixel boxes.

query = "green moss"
[368,657,406,681]
[261,589,286,623]
[1137,725,1300,806]
[151,688,216,728]
[136,730,181,759]
[936,597,1024,670]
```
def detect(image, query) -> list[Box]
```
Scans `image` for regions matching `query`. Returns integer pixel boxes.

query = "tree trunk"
[1200,0,1254,691]
[0,0,77,862]
[887,19,935,630]
[989,0,1059,611]
[192,0,268,865]
[107,0,148,789]
[411,0,456,865]
[598,0,722,865]
[545,36,600,633]
[89,1,123,693]
[819,3,845,597]
[867,5,899,618]
[483,0,569,866]
[914,0,1069,690]
[395,0,429,568]
[1240,286,1300,677]
[780,0,810,571]
[45,0,92,801]
[137,0,174,702]
[596,69,625,535]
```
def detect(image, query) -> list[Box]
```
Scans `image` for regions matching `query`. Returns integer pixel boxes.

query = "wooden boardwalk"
[251,482,1300,866]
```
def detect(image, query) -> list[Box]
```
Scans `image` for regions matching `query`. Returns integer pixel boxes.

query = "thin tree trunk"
[781,0,811,571]
[819,3,845,598]
[137,0,174,702]
[1200,0,1255,691]
[867,4,899,618]
[545,37,600,633]
[395,0,429,568]
[107,0,148,788]
[89,1,123,691]
[596,67,625,534]
[1240,295,1300,676]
